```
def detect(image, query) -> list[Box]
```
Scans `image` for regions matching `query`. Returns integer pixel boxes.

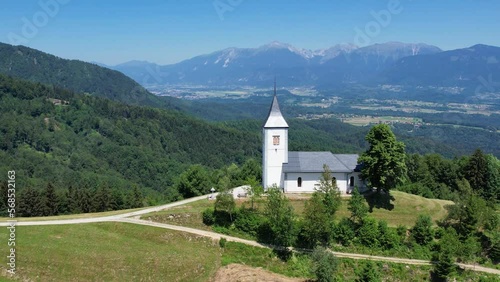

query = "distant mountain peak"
[467,44,497,51]
[116,60,156,67]
[257,41,315,59]
[101,41,499,88]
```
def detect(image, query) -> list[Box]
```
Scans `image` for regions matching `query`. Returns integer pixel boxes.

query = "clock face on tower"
[273,135,280,145]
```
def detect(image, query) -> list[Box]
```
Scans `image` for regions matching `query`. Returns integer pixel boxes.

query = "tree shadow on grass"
[272,248,293,262]
[365,190,395,212]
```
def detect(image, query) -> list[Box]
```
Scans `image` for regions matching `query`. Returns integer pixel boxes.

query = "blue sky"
[1,0,499,65]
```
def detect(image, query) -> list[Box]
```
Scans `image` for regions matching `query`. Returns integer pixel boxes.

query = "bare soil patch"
[210,264,306,282]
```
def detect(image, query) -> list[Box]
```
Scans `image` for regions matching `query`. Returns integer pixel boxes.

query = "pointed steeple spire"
[264,79,289,128]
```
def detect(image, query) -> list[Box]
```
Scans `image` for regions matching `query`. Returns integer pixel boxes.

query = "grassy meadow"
[0,222,221,282]
[142,191,454,229]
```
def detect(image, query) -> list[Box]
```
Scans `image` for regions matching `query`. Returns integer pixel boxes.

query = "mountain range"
[106,41,500,90]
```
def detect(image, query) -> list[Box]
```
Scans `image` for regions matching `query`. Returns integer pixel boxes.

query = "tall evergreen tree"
[433,228,458,281]
[348,186,368,226]
[485,154,500,202]
[444,179,488,237]
[318,164,341,218]
[111,189,124,210]
[0,181,8,217]
[126,185,143,209]
[464,149,488,196]
[43,182,59,216]
[78,188,92,213]
[67,185,81,214]
[412,214,434,246]
[93,183,112,212]
[18,187,43,217]
[357,217,380,248]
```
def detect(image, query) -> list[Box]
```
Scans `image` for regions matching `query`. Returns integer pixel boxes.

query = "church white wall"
[284,172,321,193]
[284,172,363,194]
[262,128,288,189]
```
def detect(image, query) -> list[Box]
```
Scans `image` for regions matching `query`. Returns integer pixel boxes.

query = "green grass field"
[0,223,221,282]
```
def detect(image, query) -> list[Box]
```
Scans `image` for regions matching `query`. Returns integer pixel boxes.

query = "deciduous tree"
[245,176,263,210]
[302,193,330,247]
[215,190,236,222]
[359,124,407,193]
[176,165,212,198]
[264,186,296,247]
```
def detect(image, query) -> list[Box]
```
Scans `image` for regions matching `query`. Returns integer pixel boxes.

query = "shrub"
[490,238,500,263]
[234,207,263,236]
[412,214,434,246]
[214,210,233,227]
[396,224,408,244]
[356,261,381,282]
[256,220,273,244]
[212,225,230,235]
[334,218,356,246]
[357,217,380,248]
[378,220,399,250]
[219,237,227,248]
[312,246,338,282]
[202,208,215,225]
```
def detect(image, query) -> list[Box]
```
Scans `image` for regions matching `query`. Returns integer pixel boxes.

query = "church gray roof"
[263,87,289,128]
[283,151,360,173]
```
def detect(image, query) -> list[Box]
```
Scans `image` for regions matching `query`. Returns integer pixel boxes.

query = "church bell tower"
[262,80,289,190]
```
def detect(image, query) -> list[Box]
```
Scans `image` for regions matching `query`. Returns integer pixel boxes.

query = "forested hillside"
[0,43,170,108]
[0,74,260,205]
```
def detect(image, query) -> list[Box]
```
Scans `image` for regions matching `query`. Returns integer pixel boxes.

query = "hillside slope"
[0,42,168,108]
[0,74,260,198]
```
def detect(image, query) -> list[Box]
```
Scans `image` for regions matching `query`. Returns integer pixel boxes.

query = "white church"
[262,84,364,194]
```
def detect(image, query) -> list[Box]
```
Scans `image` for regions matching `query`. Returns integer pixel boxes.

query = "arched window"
[350,176,355,187]
[297,177,302,188]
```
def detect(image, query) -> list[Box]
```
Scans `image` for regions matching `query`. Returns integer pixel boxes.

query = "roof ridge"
[332,154,352,171]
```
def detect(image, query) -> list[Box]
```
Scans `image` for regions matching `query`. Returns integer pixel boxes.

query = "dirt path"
[0,194,215,226]
[118,218,500,275]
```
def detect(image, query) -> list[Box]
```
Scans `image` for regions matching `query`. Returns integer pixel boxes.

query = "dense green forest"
[0,74,261,212]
